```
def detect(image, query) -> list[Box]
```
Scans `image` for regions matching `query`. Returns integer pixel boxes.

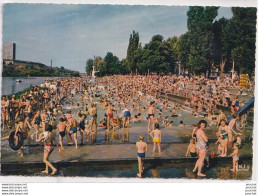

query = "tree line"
[2,62,80,77]
[85,6,256,77]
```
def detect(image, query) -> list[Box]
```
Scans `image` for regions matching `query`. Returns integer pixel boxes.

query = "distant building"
[3,42,16,60]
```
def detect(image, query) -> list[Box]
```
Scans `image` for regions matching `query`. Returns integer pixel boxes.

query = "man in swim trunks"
[58,117,66,149]
[150,123,162,154]
[122,106,131,128]
[147,101,155,132]
[88,103,97,134]
[136,134,148,178]
[105,103,115,131]
[67,112,78,149]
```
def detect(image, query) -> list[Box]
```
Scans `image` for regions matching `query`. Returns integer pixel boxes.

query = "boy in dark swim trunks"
[136,134,148,178]
[67,112,78,149]
[58,118,66,149]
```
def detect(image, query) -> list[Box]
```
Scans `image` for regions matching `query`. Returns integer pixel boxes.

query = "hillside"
[2,60,80,77]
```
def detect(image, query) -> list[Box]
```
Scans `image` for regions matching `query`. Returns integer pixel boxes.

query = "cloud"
[3,4,232,72]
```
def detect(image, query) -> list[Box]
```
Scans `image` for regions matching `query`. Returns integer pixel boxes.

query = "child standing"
[229,143,239,172]
[236,133,242,147]
[136,135,148,178]
[215,134,223,155]
[150,123,162,154]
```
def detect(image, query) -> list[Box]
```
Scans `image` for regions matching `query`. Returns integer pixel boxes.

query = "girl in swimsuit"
[36,124,60,175]
[41,109,49,132]
[218,119,229,157]
[193,120,208,177]
[228,113,241,148]
[229,143,239,172]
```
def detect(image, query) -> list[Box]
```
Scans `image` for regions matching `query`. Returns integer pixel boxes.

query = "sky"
[3,4,233,73]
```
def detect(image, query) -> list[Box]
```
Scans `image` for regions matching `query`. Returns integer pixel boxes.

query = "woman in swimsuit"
[36,124,60,175]
[193,120,208,177]
[41,109,49,132]
[228,113,240,148]
[1,96,9,130]
[30,110,42,140]
[218,119,229,157]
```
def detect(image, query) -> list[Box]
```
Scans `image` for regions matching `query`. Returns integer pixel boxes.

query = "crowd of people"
[1,74,253,177]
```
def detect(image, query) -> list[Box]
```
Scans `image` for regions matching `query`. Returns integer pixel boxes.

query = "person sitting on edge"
[186,138,198,157]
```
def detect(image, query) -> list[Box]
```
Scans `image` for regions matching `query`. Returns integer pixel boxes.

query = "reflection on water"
[105,128,130,144]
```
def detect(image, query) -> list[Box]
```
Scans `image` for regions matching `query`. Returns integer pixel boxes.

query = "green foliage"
[136,34,175,74]
[2,62,80,77]
[86,59,93,74]
[127,30,140,72]
[223,7,256,75]
[83,7,256,76]
[187,6,219,74]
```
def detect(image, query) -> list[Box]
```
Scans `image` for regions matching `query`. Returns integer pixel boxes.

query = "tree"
[137,34,175,74]
[211,17,229,76]
[104,52,121,75]
[223,7,256,75]
[85,59,93,75]
[187,6,219,75]
[177,33,191,72]
[126,30,140,73]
